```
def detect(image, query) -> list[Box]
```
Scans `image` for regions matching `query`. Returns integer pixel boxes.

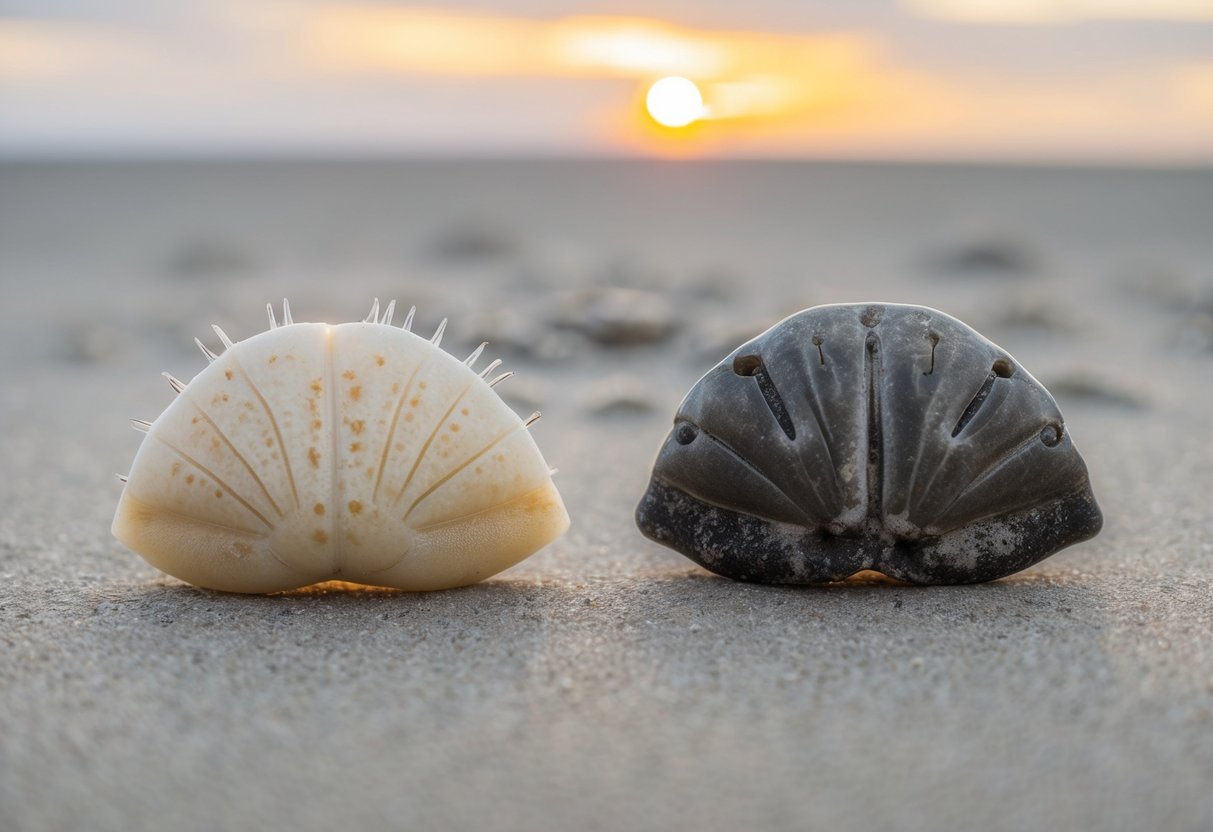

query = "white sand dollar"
[113,300,570,593]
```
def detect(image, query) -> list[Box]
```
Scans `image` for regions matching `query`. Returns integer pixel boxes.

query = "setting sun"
[645,76,704,128]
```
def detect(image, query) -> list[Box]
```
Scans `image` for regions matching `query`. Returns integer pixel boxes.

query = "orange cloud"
[303,7,879,126]
[0,21,144,79]
[2,5,1211,162]
[902,0,1213,24]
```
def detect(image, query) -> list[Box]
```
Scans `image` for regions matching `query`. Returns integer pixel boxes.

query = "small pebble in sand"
[1046,371,1148,409]
[461,307,586,362]
[681,267,740,302]
[993,293,1076,333]
[558,287,680,346]
[1116,265,1198,311]
[167,240,257,281]
[931,235,1039,276]
[426,222,519,262]
[580,374,658,417]
[1185,296,1213,352]
[64,322,130,363]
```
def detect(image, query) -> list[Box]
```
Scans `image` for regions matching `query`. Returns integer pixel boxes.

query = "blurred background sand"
[2,3,1213,830]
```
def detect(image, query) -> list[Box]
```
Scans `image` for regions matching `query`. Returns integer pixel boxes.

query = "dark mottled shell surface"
[635,303,1102,584]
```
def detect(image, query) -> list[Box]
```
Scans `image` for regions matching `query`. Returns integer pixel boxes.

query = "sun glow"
[305,9,874,130]
[645,76,705,127]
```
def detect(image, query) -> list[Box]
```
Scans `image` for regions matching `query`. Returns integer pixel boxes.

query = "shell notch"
[635,303,1102,585]
[113,299,570,593]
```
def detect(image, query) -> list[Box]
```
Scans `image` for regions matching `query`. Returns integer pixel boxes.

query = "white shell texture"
[113,302,570,593]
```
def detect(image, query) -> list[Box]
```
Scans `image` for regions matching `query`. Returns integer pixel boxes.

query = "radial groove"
[371,356,428,504]
[233,355,300,511]
[952,371,998,437]
[413,482,552,533]
[325,326,343,567]
[393,380,475,507]
[904,326,948,519]
[864,333,884,525]
[402,423,523,522]
[188,400,286,518]
[701,431,812,523]
[745,359,795,441]
[935,429,1047,521]
[152,434,274,530]
[797,361,841,505]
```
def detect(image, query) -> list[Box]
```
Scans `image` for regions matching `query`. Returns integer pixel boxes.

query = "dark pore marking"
[860,305,885,328]
[924,331,940,376]
[732,354,761,376]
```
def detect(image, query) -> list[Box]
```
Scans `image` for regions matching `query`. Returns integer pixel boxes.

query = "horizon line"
[3,150,1211,172]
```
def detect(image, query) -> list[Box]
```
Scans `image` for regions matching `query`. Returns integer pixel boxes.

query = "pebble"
[1045,370,1148,409]
[978,291,1078,335]
[1184,301,1213,353]
[1116,265,1198,311]
[166,240,257,281]
[557,287,680,346]
[580,374,658,417]
[426,222,519,262]
[63,322,130,363]
[930,235,1039,276]
[461,306,586,362]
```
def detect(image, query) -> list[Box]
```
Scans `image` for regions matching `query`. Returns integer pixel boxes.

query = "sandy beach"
[1,159,1211,831]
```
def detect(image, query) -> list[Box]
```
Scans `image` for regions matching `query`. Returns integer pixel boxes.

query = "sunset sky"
[1,0,1211,162]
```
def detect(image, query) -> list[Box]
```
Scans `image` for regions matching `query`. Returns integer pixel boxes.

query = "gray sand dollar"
[636,302,1103,584]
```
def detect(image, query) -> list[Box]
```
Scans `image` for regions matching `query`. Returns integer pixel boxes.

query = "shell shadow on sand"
[87,567,1111,670]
